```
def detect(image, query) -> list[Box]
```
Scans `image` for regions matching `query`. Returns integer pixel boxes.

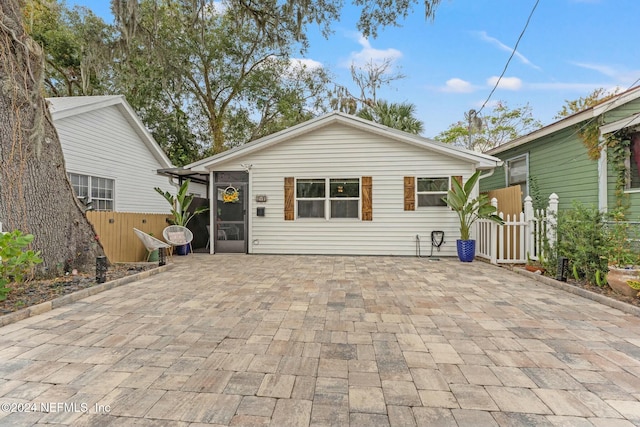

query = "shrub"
[555,202,608,285]
[0,230,43,301]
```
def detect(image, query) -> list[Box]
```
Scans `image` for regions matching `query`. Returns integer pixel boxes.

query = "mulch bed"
[505,264,640,308]
[0,263,156,315]
[565,277,640,307]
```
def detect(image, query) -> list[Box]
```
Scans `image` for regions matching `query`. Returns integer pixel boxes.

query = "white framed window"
[296,178,360,219]
[505,154,528,197]
[296,179,325,218]
[68,173,114,211]
[417,177,449,207]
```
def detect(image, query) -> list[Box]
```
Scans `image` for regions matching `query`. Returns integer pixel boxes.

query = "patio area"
[1,254,640,426]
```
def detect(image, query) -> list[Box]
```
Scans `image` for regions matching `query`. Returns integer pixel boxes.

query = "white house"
[183,112,502,256]
[47,95,176,213]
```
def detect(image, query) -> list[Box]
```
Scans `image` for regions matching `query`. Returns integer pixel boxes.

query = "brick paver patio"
[1,254,640,426]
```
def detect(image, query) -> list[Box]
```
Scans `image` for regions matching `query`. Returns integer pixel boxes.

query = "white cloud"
[570,62,640,86]
[290,58,324,71]
[345,34,403,68]
[476,31,541,71]
[487,76,522,90]
[441,78,476,93]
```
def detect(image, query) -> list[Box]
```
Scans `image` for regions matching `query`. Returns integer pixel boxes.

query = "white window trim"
[295,177,361,220]
[416,177,449,208]
[68,172,115,211]
[504,153,529,195]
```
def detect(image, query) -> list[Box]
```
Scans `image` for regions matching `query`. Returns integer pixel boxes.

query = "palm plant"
[444,171,503,240]
[154,180,208,227]
[357,100,424,134]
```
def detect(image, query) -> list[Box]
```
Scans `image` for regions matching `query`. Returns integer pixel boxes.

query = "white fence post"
[490,198,498,264]
[547,193,559,249]
[524,196,534,259]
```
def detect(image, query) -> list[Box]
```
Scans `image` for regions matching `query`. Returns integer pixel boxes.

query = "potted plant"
[525,252,546,274]
[444,171,504,262]
[154,180,209,255]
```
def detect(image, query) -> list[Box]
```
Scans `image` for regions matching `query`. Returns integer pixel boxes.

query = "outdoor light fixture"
[158,247,166,266]
[96,256,108,284]
[556,256,568,282]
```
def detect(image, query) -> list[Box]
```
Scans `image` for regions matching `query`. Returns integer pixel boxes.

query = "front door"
[214,182,247,253]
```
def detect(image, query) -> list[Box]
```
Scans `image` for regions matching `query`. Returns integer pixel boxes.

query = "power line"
[478,0,540,115]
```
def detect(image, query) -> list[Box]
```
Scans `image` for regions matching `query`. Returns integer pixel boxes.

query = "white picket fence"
[476,194,558,264]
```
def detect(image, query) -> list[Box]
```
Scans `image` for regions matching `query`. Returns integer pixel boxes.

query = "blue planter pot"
[176,244,190,256]
[456,239,476,262]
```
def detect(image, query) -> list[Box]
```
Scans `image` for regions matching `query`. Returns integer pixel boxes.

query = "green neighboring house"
[480,86,640,218]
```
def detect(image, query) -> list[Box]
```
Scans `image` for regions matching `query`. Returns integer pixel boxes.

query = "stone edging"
[0,263,175,327]
[512,267,640,317]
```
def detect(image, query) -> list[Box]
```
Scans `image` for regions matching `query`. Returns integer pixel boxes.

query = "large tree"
[435,102,542,152]
[0,0,103,276]
[24,0,113,96]
[112,0,332,155]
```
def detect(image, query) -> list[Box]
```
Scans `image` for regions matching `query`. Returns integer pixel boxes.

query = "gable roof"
[185,112,502,171]
[46,95,173,169]
[486,85,640,155]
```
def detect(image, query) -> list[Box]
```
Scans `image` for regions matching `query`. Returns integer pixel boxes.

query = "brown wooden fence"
[483,185,523,261]
[486,185,523,216]
[87,211,171,263]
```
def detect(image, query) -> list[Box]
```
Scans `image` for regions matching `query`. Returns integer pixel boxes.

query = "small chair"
[133,228,172,261]
[163,225,194,255]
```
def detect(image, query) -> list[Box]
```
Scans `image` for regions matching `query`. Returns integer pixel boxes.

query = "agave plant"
[444,171,504,240]
[154,180,208,227]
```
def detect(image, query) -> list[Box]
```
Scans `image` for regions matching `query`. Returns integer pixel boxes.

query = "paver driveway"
[2,254,640,426]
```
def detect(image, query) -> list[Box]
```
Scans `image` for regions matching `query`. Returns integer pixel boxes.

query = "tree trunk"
[0,0,104,276]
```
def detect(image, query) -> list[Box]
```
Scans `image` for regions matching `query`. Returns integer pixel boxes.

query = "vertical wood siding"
[213,123,476,256]
[87,211,171,262]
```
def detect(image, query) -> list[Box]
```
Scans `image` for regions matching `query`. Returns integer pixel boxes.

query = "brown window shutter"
[362,176,372,221]
[404,176,415,211]
[284,177,294,220]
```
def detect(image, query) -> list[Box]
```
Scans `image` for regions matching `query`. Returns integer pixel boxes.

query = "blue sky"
[69,0,640,138]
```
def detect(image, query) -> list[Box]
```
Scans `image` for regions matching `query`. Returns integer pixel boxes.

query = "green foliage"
[607,133,632,211]
[24,1,113,96]
[356,100,424,134]
[435,102,542,152]
[0,231,43,301]
[444,171,504,240]
[555,203,639,285]
[554,87,618,119]
[605,210,639,267]
[554,88,619,162]
[154,180,209,227]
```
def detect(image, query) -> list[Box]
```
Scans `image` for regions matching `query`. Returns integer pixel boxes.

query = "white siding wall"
[56,105,173,213]
[214,123,476,256]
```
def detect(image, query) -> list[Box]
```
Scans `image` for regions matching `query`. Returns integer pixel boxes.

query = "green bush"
[0,230,43,301]
[555,203,608,285]
[554,203,640,285]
